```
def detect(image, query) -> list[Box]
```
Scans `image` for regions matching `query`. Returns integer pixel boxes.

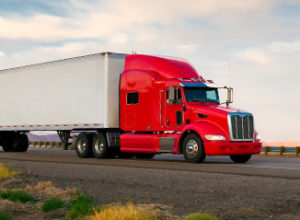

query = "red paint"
[120,54,262,156]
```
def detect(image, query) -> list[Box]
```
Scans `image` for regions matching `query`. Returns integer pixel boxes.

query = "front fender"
[181,121,228,143]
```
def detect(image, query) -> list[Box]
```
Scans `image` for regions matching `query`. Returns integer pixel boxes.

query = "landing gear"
[57,131,71,150]
[230,155,252,163]
[182,133,206,163]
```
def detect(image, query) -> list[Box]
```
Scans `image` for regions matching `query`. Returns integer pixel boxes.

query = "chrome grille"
[229,113,254,141]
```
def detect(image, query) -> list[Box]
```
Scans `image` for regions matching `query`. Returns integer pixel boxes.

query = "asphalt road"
[0,148,300,219]
[0,148,300,179]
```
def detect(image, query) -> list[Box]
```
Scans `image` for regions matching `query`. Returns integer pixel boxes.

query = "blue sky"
[0,0,299,141]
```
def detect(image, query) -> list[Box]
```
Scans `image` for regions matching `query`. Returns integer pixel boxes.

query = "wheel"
[230,155,252,163]
[182,133,206,163]
[15,134,29,152]
[135,153,155,159]
[75,133,93,158]
[92,133,109,159]
[2,140,13,152]
[1,133,28,152]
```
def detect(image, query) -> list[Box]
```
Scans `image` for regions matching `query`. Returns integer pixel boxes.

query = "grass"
[0,190,35,204]
[90,203,157,220]
[185,212,218,220]
[0,163,19,179]
[65,193,95,220]
[41,197,65,212]
[0,211,12,220]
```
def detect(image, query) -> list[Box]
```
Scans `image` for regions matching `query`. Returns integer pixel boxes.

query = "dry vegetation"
[0,162,217,220]
[0,163,19,179]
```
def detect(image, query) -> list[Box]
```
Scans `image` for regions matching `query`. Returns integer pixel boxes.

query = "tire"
[75,133,93,158]
[2,140,13,152]
[230,155,252,163]
[182,133,206,163]
[15,134,29,152]
[1,133,28,152]
[92,133,109,159]
[135,153,155,159]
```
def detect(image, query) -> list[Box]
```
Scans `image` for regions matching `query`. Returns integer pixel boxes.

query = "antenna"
[227,56,232,87]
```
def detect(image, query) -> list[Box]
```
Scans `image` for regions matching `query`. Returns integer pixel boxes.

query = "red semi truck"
[0,52,261,163]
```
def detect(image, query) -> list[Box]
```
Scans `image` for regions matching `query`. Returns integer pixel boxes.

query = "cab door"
[164,86,184,129]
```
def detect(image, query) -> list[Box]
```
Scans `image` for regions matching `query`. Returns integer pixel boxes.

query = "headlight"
[204,135,226,141]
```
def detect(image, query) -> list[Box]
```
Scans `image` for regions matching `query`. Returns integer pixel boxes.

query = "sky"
[0,0,299,142]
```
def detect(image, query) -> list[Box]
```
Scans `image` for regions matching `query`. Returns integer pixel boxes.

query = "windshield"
[184,87,220,103]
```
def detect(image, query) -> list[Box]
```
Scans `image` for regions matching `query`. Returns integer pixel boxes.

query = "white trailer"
[0,52,127,153]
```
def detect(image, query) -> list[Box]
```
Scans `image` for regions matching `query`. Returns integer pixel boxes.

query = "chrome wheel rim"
[186,139,199,158]
[94,138,104,154]
[77,138,86,154]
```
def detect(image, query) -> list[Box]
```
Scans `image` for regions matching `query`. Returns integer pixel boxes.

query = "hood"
[186,102,247,115]
[185,103,251,139]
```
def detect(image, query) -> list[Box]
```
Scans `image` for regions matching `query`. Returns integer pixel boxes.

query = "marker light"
[256,134,261,141]
[204,135,226,141]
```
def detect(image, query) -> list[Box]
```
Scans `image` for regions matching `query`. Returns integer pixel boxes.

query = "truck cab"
[120,54,262,163]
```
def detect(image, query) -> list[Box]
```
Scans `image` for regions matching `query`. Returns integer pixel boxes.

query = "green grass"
[185,212,218,220]
[65,193,95,220]
[0,190,35,204]
[41,197,65,212]
[0,211,12,220]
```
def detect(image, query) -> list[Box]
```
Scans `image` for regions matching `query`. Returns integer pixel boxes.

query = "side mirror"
[226,87,233,106]
[167,87,175,104]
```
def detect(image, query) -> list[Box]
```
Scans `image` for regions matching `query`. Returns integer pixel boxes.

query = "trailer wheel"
[135,153,155,159]
[16,134,29,152]
[2,140,13,152]
[92,133,109,159]
[75,133,93,158]
[182,133,206,163]
[1,133,28,152]
[230,155,251,163]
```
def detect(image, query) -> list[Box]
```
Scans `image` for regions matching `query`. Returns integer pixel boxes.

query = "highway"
[1,148,300,219]
[0,148,299,179]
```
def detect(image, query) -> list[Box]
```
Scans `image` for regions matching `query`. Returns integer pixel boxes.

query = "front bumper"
[204,140,262,155]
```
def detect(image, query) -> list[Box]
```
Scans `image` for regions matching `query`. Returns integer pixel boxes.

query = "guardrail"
[29,142,300,156]
[29,141,63,149]
[261,146,300,156]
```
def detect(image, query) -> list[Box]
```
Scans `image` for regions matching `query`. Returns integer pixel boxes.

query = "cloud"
[269,41,300,53]
[0,0,299,142]
[0,51,5,57]
[237,49,270,65]
[0,0,275,41]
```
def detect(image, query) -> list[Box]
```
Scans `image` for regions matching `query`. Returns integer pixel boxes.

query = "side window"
[167,87,182,104]
[127,92,139,104]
